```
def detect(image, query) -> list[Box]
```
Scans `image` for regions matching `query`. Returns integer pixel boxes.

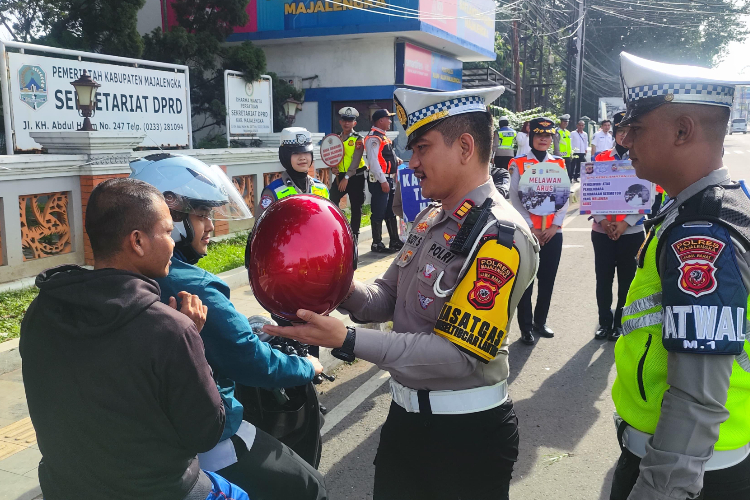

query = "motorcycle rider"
[130,154,328,500]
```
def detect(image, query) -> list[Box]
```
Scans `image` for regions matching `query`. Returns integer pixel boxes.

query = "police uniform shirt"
[339,130,365,177]
[508,152,570,232]
[341,180,538,391]
[591,130,614,154]
[364,126,397,184]
[257,171,327,217]
[626,167,750,499]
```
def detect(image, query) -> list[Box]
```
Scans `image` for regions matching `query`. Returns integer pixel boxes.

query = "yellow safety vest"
[338,133,365,174]
[612,225,750,451]
[558,129,572,158]
[498,128,517,150]
[272,178,329,200]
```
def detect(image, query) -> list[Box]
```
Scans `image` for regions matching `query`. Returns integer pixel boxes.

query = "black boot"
[371,221,389,253]
[352,233,359,269]
[386,218,403,251]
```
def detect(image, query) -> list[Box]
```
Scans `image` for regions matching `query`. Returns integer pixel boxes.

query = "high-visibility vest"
[595,149,627,222]
[270,177,329,200]
[338,133,365,174]
[612,223,750,451]
[509,155,567,229]
[364,129,397,175]
[558,129,572,158]
[498,127,517,150]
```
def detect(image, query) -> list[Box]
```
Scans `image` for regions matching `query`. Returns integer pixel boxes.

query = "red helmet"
[247,194,355,322]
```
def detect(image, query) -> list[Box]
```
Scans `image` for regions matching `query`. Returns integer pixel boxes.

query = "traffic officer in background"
[509,117,568,345]
[256,127,329,217]
[591,111,645,341]
[329,107,367,244]
[610,52,750,500]
[263,86,539,500]
[491,115,515,199]
[553,113,573,172]
[365,109,403,253]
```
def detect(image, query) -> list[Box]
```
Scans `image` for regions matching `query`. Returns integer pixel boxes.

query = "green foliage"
[0,287,39,341]
[196,134,229,149]
[489,106,553,130]
[268,72,306,132]
[342,204,372,228]
[196,231,250,275]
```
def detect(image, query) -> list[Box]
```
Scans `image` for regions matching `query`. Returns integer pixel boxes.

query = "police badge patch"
[260,195,274,209]
[672,236,725,298]
[423,263,436,278]
[418,291,434,310]
[467,257,515,310]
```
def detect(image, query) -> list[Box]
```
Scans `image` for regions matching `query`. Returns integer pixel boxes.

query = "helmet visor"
[165,165,253,221]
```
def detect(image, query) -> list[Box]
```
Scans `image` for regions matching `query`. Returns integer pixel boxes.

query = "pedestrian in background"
[570,120,588,182]
[591,119,614,158]
[365,109,403,253]
[509,117,569,345]
[329,107,367,245]
[590,111,645,341]
[553,114,572,172]
[516,121,531,156]
[493,115,517,170]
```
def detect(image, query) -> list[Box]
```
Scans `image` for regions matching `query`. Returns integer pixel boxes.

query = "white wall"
[294,102,319,133]
[137,0,164,35]
[262,37,396,89]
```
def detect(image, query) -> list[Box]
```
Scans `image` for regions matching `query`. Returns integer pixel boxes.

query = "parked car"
[730,118,747,134]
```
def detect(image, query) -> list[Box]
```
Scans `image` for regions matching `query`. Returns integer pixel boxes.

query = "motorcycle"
[236,316,334,468]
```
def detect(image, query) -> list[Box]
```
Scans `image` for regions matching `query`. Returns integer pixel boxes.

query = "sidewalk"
[0,233,395,500]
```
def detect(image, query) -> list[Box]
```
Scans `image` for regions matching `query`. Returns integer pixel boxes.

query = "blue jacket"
[156,255,315,441]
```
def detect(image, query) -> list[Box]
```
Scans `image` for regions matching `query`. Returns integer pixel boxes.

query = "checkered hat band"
[282,139,310,145]
[407,96,486,130]
[626,83,735,103]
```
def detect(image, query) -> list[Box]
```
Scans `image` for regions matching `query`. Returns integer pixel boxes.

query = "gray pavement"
[1,134,750,499]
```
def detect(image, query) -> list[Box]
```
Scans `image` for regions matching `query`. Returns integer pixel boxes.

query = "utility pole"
[574,0,587,123]
[522,37,529,110]
[513,21,522,112]
[539,36,545,110]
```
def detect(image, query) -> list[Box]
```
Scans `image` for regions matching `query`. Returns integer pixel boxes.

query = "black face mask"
[615,144,629,157]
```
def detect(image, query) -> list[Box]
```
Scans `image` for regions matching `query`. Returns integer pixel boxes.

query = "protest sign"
[580,160,653,215]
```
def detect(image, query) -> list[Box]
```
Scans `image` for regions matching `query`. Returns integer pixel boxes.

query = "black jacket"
[20,265,224,500]
[491,166,511,199]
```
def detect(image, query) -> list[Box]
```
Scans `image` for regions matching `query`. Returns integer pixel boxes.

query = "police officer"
[365,109,403,253]
[591,111,645,341]
[509,117,568,345]
[329,107,366,243]
[491,115,514,199]
[553,113,573,172]
[610,52,750,500]
[257,127,329,217]
[263,86,539,500]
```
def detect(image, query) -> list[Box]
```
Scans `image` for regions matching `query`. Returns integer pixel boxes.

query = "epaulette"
[267,177,285,190]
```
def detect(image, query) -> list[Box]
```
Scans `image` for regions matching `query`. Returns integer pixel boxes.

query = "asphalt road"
[315,133,750,500]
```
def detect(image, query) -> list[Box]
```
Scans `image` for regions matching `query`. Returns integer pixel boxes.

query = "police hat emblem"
[296,133,307,145]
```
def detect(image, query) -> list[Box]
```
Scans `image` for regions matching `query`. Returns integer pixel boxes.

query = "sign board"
[395,43,463,91]
[580,160,654,215]
[517,162,570,218]
[599,97,626,123]
[398,165,431,222]
[225,72,273,139]
[320,133,345,167]
[3,49,191,152]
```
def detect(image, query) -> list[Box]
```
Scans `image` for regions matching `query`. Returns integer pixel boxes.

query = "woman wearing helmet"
[257,127,329,217]
[130,153,327,500]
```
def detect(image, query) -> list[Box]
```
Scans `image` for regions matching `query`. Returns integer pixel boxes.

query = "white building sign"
[4,50,190,152]
[225,72,273,139]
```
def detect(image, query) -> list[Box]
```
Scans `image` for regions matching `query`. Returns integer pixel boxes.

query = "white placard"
[5,52,190,151]
[225,72,272,138]
[517,162,571,216]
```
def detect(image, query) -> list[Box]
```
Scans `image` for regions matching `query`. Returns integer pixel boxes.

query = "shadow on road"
[511,338,616,484]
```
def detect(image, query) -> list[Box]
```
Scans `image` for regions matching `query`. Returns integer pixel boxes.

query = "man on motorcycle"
[130,154,328,500]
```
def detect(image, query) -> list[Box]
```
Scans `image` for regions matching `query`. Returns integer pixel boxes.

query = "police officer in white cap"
[329,107,367,244]
[553,113,572,172]
[609,52,750,500]
[263,86,539,500]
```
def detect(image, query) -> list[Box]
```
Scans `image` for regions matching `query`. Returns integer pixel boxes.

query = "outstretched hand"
[262,309,348,349]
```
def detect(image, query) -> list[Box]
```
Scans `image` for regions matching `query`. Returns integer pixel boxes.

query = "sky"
[714,16,750,76]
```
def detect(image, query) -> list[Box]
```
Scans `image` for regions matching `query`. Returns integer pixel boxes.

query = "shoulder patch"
[453,200,475,220]
[671,236,724,298]
[260,195,274,209]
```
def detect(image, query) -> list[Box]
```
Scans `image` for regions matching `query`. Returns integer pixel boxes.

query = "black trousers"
[373,399,519,500]
[329,172,366,235]
[570,153,586,181]
[591,230,645,329]
[494,155,512,170]
[217,426,327,500]
[368,176,395,224]
[517,231,563,331]
[610,447,750,500]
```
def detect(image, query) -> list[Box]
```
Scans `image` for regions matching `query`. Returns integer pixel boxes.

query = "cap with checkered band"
[620,52,750,126]
[393,86,505,148]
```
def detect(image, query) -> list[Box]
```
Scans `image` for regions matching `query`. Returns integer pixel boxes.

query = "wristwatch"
[331,326,356,362]
[344,175,350,180]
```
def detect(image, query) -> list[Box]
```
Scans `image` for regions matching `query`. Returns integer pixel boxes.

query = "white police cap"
[620,51,750,125]
[280,127,312,147]
[393,86,505,147]
[559,114,570,120]
[338,106,359,120]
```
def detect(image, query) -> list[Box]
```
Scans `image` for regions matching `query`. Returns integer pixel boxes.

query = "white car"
[730,118,747,134]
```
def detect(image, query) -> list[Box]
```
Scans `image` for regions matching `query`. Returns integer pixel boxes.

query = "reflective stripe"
[622,311,662,336]
[737,350,750,373]
[623,292,662,317]
[274,186,297,199]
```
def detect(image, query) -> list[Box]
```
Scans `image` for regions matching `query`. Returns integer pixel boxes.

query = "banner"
[517,162,570,216]
[5,51,190,152]
[398,165,431,222]
[580,160,654,215]
[396,43,463,91]
[225,72,272,137]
